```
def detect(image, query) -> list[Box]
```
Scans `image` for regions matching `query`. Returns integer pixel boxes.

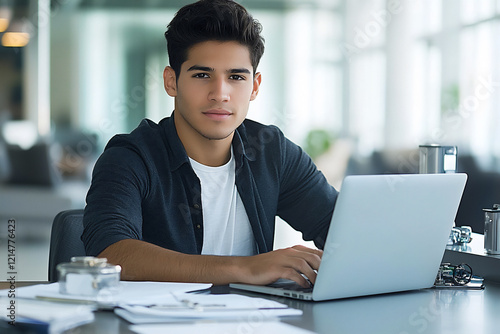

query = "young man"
[82,0,338,288]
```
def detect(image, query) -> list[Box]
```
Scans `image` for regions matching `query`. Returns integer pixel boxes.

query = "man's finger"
[280,268,312,288]
[287,246,322,271]
[291,245,323,258]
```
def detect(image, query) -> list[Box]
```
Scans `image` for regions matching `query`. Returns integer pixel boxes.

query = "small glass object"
[447,226,472,245]
[435,263,473,286]
[57,257,121,296]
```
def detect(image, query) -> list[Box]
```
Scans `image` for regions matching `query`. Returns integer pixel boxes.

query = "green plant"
[303,129,334,160]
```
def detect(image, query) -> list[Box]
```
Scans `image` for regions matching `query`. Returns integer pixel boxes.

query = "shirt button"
[193,203,200,209]
[196,224,201,229]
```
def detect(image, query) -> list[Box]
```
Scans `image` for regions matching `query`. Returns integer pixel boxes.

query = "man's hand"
[234,245,323,288]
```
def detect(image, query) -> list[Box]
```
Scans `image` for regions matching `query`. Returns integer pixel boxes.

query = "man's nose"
[208,78,230,102]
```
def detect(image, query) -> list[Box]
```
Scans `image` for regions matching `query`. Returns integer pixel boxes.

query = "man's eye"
[193,73,210,78]
[229,75,245,81]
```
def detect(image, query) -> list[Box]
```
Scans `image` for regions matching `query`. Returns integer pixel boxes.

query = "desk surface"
[15,281,494,334]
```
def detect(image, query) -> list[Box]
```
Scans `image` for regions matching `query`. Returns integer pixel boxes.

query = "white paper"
[128,292,288,308]
[115,293,302,323]
[129,321,316,334]
[0,281,212,306]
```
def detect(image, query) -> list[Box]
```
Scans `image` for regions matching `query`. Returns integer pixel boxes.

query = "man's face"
[164,40,261,142]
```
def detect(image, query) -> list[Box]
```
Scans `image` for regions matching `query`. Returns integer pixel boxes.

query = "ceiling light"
[1,19,29,47]
[0,6,12,32]
[2,32,29,47]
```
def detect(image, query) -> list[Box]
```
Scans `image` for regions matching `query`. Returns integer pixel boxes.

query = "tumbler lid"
[483,204,500,212]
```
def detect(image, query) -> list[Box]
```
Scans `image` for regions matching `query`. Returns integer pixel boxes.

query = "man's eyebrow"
[187,65,251,74]
[228,68,251,74]
[187,65,214,72]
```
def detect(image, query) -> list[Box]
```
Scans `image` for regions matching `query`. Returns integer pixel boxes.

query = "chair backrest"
[48,209,86,282]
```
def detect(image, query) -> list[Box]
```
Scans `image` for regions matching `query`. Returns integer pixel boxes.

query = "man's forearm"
[99,239,322,287]
[98,239,244,284]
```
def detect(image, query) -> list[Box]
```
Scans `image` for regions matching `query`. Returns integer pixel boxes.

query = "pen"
[35,296,116,310]
[130,304,289,312]
[145,303,227,311]
[35,295,98,305]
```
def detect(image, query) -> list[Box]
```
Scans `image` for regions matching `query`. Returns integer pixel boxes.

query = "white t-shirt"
[189,150,257,256]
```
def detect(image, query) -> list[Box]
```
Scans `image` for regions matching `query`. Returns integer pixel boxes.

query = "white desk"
[22,282,495,334]
[4,234,500,333]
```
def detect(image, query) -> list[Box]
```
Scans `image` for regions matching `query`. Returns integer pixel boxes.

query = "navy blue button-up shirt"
[82,115,338,256]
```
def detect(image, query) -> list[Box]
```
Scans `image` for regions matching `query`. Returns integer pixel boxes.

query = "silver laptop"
[230,173,467,301]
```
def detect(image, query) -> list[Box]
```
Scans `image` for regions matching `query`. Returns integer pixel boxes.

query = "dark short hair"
[164,0,265,78]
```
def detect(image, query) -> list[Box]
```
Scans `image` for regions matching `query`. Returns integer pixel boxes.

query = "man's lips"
[202,109,232,120]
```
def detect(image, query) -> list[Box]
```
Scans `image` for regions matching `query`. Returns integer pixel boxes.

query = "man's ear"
[250,72,262,101]
[163,66,177,97]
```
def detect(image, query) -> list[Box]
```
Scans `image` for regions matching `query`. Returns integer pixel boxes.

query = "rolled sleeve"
[82,146,149,256]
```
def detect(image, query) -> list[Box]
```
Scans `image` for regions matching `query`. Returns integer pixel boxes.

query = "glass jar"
[57,257,121,296]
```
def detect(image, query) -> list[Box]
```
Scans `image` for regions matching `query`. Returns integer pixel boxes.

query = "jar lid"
[483,204,500,212]
[70,256,108,267]
[57,256,121,275]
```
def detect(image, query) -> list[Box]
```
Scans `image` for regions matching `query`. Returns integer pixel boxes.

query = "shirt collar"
[161,113,190,172]
[232,122,256,171]
[161,113,255,172]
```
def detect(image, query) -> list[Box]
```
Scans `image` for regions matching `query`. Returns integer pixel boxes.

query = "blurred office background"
[0,0,499,280]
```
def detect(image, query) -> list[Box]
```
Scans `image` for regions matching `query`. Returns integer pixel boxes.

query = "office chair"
[48,209,86,282]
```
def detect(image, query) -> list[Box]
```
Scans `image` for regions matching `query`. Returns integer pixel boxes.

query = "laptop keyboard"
[267,278,313,293]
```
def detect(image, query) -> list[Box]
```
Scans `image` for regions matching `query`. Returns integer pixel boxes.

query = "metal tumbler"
[484,204,500,255]
[419,145,457,174]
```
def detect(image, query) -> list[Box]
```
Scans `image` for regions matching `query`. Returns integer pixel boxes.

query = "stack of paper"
[115,293,302,324]
[0,298,94,334]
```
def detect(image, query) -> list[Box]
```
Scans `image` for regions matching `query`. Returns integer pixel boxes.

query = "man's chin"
[199,130,234,141]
